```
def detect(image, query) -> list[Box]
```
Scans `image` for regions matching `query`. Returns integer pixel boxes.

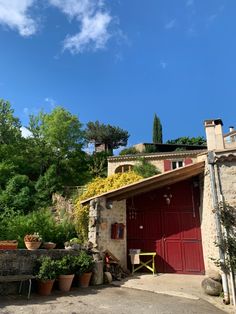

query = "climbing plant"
[214,201,236,272]
[74,172,142,242]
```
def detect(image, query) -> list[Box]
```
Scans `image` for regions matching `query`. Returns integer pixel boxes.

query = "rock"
[201,278,222,296]
[91,260,104,285]
[207,270,222,282]
[104,272,112,284]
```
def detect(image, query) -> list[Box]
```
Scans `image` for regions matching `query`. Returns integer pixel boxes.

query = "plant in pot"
[36,256,57,296]
[64,238,82,250]
[77,250,95,288]
[24,232,42,250]
[55,255,80,292]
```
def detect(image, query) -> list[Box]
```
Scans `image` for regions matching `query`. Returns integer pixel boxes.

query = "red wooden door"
[126,179,205,274]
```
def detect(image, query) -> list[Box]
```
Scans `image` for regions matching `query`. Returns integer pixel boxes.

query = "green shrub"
[0,208,77,248]
[36,256,57,280]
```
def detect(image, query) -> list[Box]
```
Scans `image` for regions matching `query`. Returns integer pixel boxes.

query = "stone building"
[81,119,236,277]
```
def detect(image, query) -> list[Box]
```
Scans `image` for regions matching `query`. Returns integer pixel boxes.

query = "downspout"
[207,151,230,304]
[216,165,236,307]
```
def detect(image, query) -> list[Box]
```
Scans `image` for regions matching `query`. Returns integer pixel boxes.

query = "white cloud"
[0,0,116,54]
[165,19,176,30]
[0,0,37,36]
[64,12,111,53]
[49,0,113,54]
[23,107,29,115]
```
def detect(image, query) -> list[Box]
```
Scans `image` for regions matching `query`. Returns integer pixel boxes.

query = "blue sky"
[0,0,235,147]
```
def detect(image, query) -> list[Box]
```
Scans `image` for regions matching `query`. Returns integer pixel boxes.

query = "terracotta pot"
[37,279,55,296]
[0,240,18,250]
[42,242,56,250]
[24,241,42,250]
[79,272,92,288]
[58,274,75,292]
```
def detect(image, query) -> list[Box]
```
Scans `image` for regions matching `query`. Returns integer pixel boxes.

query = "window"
[172,160,184,170]
[115,164,133,174]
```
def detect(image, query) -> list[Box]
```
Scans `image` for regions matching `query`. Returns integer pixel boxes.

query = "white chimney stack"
[204,119,225,151]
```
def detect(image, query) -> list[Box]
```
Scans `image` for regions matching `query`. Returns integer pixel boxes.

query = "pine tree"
[152,114,163,143]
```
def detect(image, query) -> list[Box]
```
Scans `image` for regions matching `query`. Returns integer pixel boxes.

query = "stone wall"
[0,249,81,295]
[89,198,127,268]
[217,160,236,207]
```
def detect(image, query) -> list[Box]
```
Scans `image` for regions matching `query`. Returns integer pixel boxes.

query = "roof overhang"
[81,161,205,204]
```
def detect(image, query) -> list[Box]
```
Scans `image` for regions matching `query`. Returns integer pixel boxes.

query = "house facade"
[82,120,236,276]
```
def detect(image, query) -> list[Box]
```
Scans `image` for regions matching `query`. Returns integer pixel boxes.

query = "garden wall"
[0,249,80,295]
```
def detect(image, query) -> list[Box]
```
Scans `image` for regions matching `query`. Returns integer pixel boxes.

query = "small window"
[172,160,184,170]
[115,164,133,174]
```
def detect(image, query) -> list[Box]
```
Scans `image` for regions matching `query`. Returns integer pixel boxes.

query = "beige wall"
[108,155,199,176]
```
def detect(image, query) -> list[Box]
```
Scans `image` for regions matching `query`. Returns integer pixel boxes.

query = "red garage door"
[126,178,205,274]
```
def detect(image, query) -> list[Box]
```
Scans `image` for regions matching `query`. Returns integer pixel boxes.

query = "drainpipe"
[207,151,230,304]
[216,165,236,307]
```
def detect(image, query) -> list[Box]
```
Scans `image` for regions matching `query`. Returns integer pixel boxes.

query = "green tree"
[0,99,22,145]
[133,158,161,178]
[0,174,34,213]
[152,114,163,143]
[166,136,206,146]
[85,121,129,154]
[119,147,138,156]
[88,152,110,178]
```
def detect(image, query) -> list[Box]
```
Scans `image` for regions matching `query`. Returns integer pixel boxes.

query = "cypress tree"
[152,114,163,143]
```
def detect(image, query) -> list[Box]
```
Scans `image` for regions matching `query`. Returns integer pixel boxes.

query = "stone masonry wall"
[89,198,127,269]
[217,160,236,207]
[0,249,81,295]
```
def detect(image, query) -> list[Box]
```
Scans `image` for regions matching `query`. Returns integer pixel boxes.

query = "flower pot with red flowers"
[24,233,42,250]
[36,256,56,296]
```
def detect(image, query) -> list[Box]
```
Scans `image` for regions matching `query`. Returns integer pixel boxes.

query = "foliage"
[133,158,161,178]
[213,202,236,272]
[36,256,57,281]
[0,99,22,145]
[119,147,138,156]
[77,250,94,274]
[0,208,77,248]
[85,120,129,154]
[0,174,35,213]
[55,254,81,275]
[152,114,163,143]
[34,165,63,207]
[87,151,110,178]
[75,172,142,242]
[166,136,206,146]
[144,144,158,153]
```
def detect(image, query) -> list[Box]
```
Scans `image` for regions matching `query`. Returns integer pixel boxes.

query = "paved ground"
[113,273,235,313]
[0,286,227,314]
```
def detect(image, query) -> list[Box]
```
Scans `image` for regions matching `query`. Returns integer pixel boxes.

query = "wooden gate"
[126,178,205,274]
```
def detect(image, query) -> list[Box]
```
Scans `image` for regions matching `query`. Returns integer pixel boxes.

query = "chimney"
[229,126,234,133]
[204,119,224,151]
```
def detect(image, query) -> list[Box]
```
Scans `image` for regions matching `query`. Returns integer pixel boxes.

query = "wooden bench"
[0,275,35,299]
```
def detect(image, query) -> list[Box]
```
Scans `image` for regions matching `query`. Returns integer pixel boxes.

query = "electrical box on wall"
[111,223,125,239]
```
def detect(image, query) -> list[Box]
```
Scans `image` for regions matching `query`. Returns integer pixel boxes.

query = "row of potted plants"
[36,251,95,296]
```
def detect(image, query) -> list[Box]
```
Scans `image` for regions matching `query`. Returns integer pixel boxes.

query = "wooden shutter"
[184,158,193,166]
[164,160,172,171]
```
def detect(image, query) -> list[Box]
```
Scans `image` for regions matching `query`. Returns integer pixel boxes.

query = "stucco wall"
[108,156,199,176]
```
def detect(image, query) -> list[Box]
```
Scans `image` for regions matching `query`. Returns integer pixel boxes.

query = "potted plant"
[64,238,82,250]
[55,255,80,292]
[77,251,95,288]
[36,256,57,296]
[24,233,42,250]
